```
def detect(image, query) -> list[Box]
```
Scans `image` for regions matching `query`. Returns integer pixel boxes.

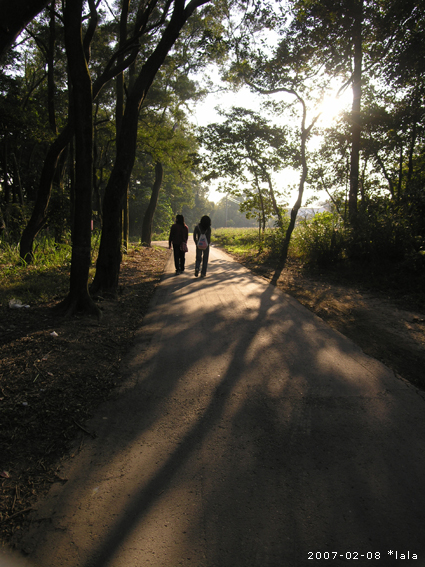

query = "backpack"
[197,228,208,250]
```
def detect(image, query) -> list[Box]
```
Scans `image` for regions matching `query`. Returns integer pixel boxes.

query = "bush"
[346,199,423,268]
[293,212,347,266]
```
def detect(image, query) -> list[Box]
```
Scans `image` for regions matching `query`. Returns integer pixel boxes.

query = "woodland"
[1,0,425,547]
[0,0,425,311]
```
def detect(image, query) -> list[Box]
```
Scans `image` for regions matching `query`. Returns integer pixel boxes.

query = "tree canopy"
[1,0,424,310]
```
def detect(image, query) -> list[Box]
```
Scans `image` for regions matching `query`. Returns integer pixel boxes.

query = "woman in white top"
[193,215,211,277]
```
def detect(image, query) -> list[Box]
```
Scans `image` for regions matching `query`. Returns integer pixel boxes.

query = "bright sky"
[191,79,352,206]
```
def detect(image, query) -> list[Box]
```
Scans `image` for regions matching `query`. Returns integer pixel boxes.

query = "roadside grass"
[0,234,100,307]
[212,227,296,264]
[212,226,425,308]
[212,228,265,255]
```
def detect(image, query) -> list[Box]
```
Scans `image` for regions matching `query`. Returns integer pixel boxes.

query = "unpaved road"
[11,242,425,567]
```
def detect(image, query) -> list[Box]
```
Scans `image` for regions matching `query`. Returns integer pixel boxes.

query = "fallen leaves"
[0,246,169,545]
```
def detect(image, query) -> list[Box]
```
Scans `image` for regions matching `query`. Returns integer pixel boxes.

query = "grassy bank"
[212,226,425,308]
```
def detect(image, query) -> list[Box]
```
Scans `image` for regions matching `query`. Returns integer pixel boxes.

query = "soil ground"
[1,244,424,552]
[235,254,425,392]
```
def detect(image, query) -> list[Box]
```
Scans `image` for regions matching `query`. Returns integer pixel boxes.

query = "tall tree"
[225,26,333,261]
[199,107,287,227]
[91,0,216,296]
[59,0,100,317]
[0,0,50,59]
[286,0,390,226]
[18,0,165,262]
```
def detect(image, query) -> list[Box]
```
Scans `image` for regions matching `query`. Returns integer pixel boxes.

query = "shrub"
[346,199,420,267]
[293,212,347,266]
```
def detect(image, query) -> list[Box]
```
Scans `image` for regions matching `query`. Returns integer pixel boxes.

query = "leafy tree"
[59,0,100,317]
[136,61,204,245]
[91,0,225,296]
[18,0,179,263]
[199,107,287,227]
[286,0,369,225]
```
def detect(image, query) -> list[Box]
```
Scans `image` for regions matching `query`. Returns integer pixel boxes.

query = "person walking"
[193,215,211,278]
[168,214,189,274]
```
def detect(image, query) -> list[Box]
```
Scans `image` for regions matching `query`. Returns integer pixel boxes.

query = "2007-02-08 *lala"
[307,550,419,560]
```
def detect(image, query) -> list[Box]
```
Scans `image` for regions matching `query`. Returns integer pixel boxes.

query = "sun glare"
[317,90,352,125]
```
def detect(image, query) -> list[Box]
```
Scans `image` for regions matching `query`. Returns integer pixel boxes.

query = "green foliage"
[0,204,31,242]
[198,107,287,225]
[263,224,290,257]
[293,211,347,266]
[291,203,425,272]
[212,224,291,257]
[0,233,101,306]
[0,237,70,305]
[212,228,260,254]
[346,199,425,271]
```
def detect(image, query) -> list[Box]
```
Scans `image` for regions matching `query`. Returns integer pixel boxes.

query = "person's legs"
[195,248,202,276]
[172,243,180,272]
[201,246,210,276]
[180,250,185,271]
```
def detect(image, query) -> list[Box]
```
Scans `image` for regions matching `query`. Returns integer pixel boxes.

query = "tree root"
[270,260,287,285]
[54,292,102,320]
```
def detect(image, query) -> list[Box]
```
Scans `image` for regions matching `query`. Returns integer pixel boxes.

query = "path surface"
[17,242,425,567]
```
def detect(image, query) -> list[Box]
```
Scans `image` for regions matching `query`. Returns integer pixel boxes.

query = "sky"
[190,72,353,207]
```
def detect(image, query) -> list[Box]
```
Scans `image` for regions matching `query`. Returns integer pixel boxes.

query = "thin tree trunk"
[92,0,210,296]
[397,144,403,202]
[141,161,163,246]
[117,0,130,254]
[374,150,395,199]
[254,170,266,234]
[407,118,417,191]
[18,0,138,263]
[280,96,314,266]
[280,130,308,265]
[264,167,283,227]
[2,137,10,203]
[57,0,99,318]
[348,0,363,226]
[19,125,70,262]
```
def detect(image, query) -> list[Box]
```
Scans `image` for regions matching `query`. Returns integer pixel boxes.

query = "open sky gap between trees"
[0,0,424,315]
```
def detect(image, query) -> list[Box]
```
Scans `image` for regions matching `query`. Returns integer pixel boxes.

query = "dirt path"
[10,243,425,567]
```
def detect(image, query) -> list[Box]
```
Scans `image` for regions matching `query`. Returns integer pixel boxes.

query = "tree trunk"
[19,126,70,262]
[47,0,57,134]
[57,0,99,318]
[0,0,50,59]
[280,134,308,265]
[264,167,283,227]
[141,161,163,246]
[2,136,10,204]
[280,97,312,266]
[92,0,210,296]
[348,0,363,226]
[18,0,134,263]
[117,1,130,254]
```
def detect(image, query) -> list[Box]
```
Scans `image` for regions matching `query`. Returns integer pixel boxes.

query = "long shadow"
[24,245,425,567]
